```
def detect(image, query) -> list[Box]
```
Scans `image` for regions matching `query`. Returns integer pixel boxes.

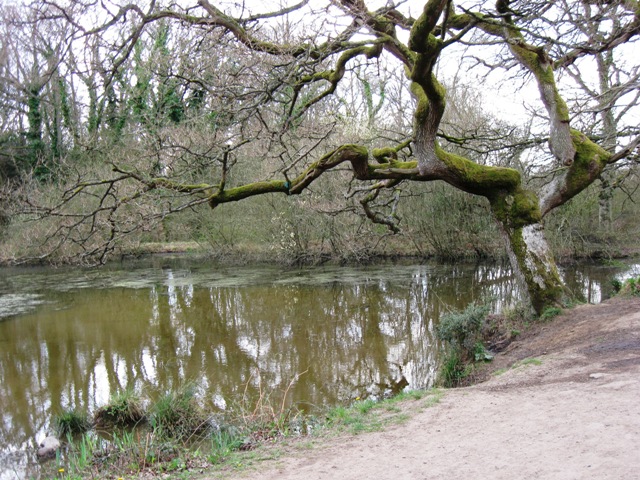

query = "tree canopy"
[1,0,639,312]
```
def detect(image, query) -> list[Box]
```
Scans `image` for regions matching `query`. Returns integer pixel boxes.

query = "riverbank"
[205,296,640,480]
[3,236,640,268]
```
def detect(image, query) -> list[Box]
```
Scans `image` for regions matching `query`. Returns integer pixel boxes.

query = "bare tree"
[8,0,640,313]
[552,0,640,231]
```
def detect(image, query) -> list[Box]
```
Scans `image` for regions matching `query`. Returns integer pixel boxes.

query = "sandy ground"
[215,297,640,480]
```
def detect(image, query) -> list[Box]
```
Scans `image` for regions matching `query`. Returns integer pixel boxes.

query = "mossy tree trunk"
[498,223,567,313]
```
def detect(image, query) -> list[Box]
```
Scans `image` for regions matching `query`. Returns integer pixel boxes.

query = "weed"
[437,350,468,388]
[325,395,409,434]
[422,389,443,408]
[540,306,562,321]
[502,302,534,323]
[473,341,494,362]
[149,383,210,442]
[514,357,543,368]
[395,390,425,401]
[384,405,402,413]
[355,399,377,414]
[617,276,640,297]
[521,358,543,366]
[611,278,623,293]
[231,369,307,441]
[208,429,244,464]
[436,301,493,387]
[54,409,92,437]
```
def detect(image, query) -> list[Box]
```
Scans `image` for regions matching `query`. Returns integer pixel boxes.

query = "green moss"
[437,147,521,192]
[490,188,541,228]
[209,180,288,207]
[411,82,429,125]
[371,15,395,36]
[505,226,567,314]
[564,130,612,195]
[372,147,396,163]
[151,178,213,193]
[369,160,417,172]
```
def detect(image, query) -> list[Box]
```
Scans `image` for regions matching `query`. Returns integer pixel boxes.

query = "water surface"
[0,258,637,479]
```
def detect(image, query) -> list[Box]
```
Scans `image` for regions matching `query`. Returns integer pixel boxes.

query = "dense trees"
[1,0,639,313]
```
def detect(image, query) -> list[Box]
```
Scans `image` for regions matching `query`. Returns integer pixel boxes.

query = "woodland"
[0,0,639,313]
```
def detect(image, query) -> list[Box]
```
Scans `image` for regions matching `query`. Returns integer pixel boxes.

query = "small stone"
[589,373,605,379]
[37,436,61,458]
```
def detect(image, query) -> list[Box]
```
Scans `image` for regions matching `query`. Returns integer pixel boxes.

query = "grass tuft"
[94,389,145,428]
[540,306,562,321]
[54,409,92,437]
[149,383,210,442]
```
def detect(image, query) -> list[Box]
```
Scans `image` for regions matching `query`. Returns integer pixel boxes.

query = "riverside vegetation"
[44,382,443,479]
[3,175,639,267]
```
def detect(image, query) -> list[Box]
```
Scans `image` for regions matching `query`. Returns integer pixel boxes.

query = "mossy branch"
[287,42,386,127]
[408,2,448,177]
[446,9,575,166]
[539,130,613,215]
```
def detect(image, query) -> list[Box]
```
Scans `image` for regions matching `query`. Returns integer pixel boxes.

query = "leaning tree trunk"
[498,221,569,314]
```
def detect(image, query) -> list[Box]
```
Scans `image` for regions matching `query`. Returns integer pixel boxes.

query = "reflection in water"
[0,259,637,479]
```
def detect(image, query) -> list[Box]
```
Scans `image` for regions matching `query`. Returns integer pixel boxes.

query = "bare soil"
[212,296,640,480]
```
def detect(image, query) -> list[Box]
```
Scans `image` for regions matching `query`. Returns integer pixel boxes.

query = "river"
[0,257,638,479]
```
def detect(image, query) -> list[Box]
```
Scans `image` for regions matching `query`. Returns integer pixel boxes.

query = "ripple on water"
[0,294,47,320]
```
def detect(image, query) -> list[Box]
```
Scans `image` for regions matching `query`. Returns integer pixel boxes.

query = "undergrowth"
[44,381,441,479]
[436,300,534,387]
[612,275,640,297]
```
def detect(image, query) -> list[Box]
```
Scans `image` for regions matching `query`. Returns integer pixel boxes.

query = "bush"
[437,302,491,361]
[540,306,562,321]
[438,350,466,387]
[617,276,640,297]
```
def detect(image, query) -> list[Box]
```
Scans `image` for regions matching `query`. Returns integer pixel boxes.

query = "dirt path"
[214,297,640,480]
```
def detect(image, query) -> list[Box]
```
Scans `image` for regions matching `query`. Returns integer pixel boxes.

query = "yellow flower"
[355,396,361,401]
[58,468,65,473]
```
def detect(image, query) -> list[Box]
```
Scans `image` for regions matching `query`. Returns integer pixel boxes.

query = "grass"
[94,389,145,428]
[43,383,443,480]
[493,357,543,377]
[54,409,92,437]
[437,349,470,387]
[540,306,562,321]
[516,357,543,367]
[617,276,640,297]
[149,383,210,442]
[325,389,442,435]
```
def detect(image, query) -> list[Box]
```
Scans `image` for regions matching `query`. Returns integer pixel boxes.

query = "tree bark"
[498,221,569,314]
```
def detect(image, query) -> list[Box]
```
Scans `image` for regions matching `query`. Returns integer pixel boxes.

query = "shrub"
[610,278,623,293]
[617,276,640,297]
[540,306,562,321]
[437,302,491,361]
[438,350,466,387]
